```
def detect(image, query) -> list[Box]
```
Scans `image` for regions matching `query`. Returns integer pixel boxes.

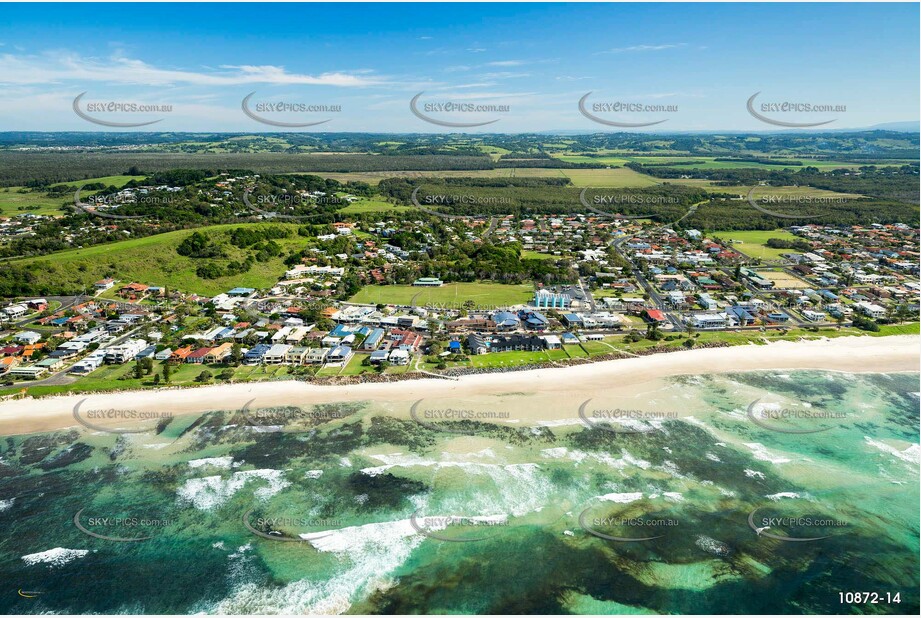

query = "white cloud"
[485,60,524,67]
[597,43,686,54]
[0,51,383,87]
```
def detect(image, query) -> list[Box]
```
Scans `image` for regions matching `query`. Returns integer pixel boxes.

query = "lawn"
[348,282,534,308]
[11,223,309,296]
[520,250,556,261]
[712,229,803,260]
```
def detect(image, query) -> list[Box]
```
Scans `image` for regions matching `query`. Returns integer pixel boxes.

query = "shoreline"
[0,334,917,436]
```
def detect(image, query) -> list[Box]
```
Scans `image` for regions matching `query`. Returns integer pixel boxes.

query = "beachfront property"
[104,339,148,364]
[687,313,730,330]
[855,301,886,318]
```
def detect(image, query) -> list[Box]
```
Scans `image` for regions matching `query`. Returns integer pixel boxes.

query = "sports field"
[713,229,804,260]
[348,282,534,308]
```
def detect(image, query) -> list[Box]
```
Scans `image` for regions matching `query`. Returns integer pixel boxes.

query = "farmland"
[348,282,534,308]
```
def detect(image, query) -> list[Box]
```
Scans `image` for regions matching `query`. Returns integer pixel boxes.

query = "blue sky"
[0,2,918,132]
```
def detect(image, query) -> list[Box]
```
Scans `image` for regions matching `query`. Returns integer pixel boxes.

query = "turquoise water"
[0,371,918,614]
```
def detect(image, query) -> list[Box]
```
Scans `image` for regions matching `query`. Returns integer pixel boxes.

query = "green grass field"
[0,186,69,216]
[520,250,556,260]
[348,282,533,308]
[51,175,141,188]
[338,198,412,214]
[712,229,804,260]
[1,176,143,217]
[11,223,309,296]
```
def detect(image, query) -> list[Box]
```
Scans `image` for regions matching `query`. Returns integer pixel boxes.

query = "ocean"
[1,370,918,614]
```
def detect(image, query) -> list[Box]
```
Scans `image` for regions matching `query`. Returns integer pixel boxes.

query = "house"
[697,293,718,310]
[185,347,213,364]
[0,357,20,374]
[244,343,272,364]
[541,334,562,350]
[14,331,41,345]
[489,334,546,353]
[560,314,583,329]
[388,348,410,365]
[644,309,667,324]
[94,278,115,291]
[327,345,353,364]
[119,282,150,298]
[35,357,64,371]
[304,347,330,364]
[263,344,292,365]
[8,365,47,380]
[855,301,885,319]
[285,326,313,344]
[227,287,256,297]
[765,311,791,324]
[154,348,173,361]
[169,346,194,363]
[466,333,488,355]
[134,345,158,360]
[3,304,28,319]
[362,328,385,350]
[727,306,756,326]
[369,350,390,364]
[803,310,827,322]
[285,346,309,364]
[687,313,727,329]
[70,351,106,374]
[204,342,233,363]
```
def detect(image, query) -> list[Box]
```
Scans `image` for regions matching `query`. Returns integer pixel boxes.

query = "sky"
[0,2,918,133]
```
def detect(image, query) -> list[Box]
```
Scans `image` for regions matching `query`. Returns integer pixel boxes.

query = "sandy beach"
[0,335,917,436]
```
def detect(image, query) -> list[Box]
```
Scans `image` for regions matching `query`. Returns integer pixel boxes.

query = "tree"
[133,361,144,380]
[162,363,172,384]
[195,370,213,383]
[229,343,243,366]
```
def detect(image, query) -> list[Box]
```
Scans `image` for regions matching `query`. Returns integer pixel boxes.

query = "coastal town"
[1,202,917,392]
